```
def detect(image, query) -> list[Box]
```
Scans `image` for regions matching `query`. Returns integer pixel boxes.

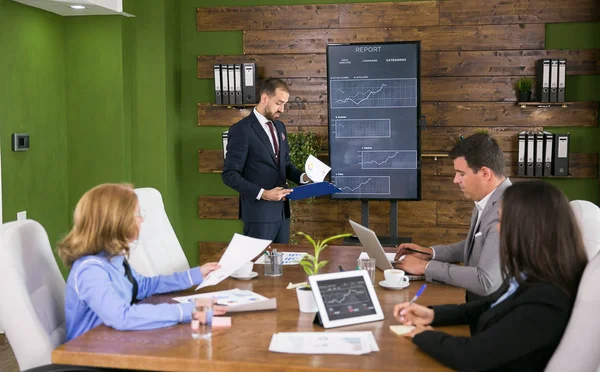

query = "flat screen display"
[327,42,421,200]
[316,276,377,321]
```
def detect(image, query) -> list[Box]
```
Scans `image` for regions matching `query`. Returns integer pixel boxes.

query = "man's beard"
[264,107,280,122]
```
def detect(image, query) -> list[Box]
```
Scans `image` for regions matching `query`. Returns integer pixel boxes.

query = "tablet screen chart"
[317,277,377,321]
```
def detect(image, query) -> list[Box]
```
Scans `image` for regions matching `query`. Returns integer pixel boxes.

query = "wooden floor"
[0,334,18,372]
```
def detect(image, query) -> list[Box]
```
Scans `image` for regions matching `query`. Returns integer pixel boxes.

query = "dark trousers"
[243,218,290,243]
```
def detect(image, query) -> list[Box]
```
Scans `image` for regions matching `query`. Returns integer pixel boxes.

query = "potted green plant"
[295,231,352,312]
[516,77,534,102]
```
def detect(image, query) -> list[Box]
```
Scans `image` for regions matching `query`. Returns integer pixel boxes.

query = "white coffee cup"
[234,262,254,277]
[384,269,409,287]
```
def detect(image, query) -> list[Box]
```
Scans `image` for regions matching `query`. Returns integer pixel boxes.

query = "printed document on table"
[196,233,271,290]
[173,288,277,312]
[305,154,331,183]
[268,332,379,355]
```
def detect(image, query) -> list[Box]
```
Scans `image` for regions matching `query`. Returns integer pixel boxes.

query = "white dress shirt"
[253,108,308,200]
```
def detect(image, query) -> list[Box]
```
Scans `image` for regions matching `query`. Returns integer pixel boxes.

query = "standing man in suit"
[222,78,310,243]
[395,133,511,302]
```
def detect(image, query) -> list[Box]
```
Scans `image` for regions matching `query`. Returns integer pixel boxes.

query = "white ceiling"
[13,0,133,17]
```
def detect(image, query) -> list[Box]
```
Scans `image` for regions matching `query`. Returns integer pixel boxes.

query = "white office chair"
[130,188,190,276]
[570,200,600,259]
[0,220,66,370]
[545,200,600,372]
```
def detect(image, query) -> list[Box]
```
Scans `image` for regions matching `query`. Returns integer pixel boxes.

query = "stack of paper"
[254,252,307,265]
[173,289,277,312]
[268,332,379,355]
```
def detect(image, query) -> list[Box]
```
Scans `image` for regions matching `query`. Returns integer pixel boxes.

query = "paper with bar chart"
[327,42,421,200]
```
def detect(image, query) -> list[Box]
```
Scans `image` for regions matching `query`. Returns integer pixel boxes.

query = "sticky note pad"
[389,325,415,336]
[212,316,232,328]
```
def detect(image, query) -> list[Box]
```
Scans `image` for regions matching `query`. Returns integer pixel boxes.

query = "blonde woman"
[59,183,225,342]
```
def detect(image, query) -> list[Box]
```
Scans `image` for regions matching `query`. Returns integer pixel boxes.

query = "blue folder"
[286,182,341,201]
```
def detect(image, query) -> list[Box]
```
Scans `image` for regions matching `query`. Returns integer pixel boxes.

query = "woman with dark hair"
[393,180,587,371]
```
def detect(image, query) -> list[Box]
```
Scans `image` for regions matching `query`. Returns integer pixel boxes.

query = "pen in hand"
[408,284,427,305]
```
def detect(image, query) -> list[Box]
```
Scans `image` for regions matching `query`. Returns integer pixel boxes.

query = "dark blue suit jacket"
[222,111,303,223]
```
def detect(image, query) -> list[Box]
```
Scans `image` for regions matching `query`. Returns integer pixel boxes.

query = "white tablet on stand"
[308,270,384,328]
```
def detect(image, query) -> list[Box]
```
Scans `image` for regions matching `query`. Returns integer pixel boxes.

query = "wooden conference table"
[53,244,469,371]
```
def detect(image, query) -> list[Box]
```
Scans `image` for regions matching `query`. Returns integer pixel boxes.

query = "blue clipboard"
[286,182,341,201]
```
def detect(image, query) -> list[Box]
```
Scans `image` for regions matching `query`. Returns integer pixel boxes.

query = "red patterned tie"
[266,121,279,163]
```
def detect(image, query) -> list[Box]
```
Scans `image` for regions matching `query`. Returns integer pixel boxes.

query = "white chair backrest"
[130,188,189,276]
[0,220,66,370]
[545,252,600,372]
[570,200,600,259]
[545,200,600,372]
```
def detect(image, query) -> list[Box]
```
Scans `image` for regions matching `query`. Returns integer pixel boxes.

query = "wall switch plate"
[12,133,30,151]
[17,211,26,221]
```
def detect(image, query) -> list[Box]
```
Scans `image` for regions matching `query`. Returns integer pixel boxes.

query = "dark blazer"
[413,282,573,372]
[222,111,303,223]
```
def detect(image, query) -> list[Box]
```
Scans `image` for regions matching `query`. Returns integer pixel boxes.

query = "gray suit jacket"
[425,178,512,299]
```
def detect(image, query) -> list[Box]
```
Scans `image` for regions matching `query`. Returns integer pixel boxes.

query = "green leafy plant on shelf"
[516,77,534,102]
[296,232,353,287]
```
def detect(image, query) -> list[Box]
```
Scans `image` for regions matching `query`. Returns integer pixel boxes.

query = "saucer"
[379,280,409,290]
[231,271,258,280]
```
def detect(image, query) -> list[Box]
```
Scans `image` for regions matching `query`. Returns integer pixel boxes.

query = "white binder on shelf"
[518,131,526,177]
[221,63,230,105]
[543,131,553,177]
[558,59,566,102]
[242,63,257,104]
[526,132,535,177]
[222,130,229,159]
[535,132,544,177]
[234,64,243,105]
[550,59,559,102]
[213,64,222,104]
[227,64,235,105]
[537,59,550,102]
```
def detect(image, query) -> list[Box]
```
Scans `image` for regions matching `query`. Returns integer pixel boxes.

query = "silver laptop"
[349,220,425,281]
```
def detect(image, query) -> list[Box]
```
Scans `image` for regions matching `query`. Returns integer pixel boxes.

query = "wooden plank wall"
[196,0,600,262]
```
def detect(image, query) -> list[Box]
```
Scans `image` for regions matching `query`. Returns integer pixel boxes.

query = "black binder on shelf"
[537,59,551,102]
[526,132,535,177]
[222,130,229,159]
[535,132,544,177]
[234,64,243,105]
[558,59,566,102]
[227,64,235,105]
[518,131,526,177]
[553,133,570,176]
[213,64,222,104]
[543,131,554,177]
[242,63,257,104]
[550,59,559,103]
[222,63,230,105]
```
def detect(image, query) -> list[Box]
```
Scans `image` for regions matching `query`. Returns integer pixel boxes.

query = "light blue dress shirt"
[65,251,203,342]
[490,276,520,308]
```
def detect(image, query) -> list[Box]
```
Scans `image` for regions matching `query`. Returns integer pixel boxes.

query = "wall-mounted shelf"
[518,102,571,108]
[213,103,256,109]
[422,153,449,161]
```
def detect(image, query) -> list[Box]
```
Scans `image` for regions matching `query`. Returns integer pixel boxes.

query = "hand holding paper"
[305,154,331,183]
[196,234,271,290]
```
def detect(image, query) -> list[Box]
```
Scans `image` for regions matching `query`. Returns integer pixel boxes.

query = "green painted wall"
[0,0,69,268]
[65,17,131,213]
[185,1,600,260]
[545,23,600,204]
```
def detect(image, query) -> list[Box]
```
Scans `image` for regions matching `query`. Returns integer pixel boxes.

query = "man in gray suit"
[395,133,511,302]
